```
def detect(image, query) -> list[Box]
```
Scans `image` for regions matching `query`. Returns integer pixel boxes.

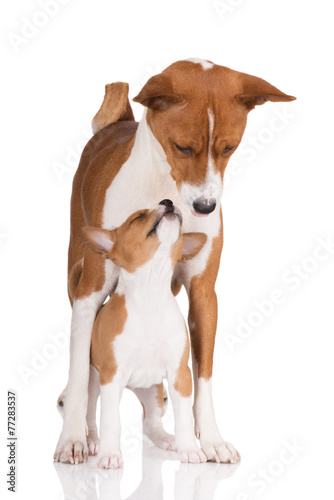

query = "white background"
[1,0,334,499]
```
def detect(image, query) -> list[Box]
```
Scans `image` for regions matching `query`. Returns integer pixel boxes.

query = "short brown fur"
[91,293,127,385]
[188,211,224,380]
[173,327,192,398]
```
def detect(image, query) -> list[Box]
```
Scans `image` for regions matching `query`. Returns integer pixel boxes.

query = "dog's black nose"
[159,199,174,208]
[193,198,216,215]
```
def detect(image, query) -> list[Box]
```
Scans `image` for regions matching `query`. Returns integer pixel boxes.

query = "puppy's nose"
[193,198,216,215]
[159,199,174,208]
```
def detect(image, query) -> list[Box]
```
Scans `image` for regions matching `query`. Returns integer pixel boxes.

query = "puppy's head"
[82,200,207,273]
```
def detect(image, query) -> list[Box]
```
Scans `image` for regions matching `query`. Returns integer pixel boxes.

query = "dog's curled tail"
[91,82,135,134]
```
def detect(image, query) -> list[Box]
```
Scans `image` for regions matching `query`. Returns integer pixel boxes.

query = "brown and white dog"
[54,58,295,464]
[80,201,214,468]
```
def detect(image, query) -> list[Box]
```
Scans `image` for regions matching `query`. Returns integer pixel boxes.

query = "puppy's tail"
[91,82,134,134]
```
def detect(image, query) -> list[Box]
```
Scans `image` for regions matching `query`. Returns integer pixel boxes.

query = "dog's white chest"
[103,157,180,230]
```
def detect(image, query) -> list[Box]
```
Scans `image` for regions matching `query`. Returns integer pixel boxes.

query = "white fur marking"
[97,382,124,468]
[186,58,214,70]
[179,110,222,216]
[192,376,239,463]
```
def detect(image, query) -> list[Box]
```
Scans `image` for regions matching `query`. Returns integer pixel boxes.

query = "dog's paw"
[54,440,88,464]
[95,451,124,469]
[201,440,240,464]
[179,447,207,464]
[87,429,99,456]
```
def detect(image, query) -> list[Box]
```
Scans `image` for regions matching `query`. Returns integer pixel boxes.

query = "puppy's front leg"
[168,364,206,464]
[96,381,124,469]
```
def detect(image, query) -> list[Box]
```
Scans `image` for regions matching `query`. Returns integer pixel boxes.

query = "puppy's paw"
[95,451,124,469]
[202,440,240,464]
[179,447,207,464]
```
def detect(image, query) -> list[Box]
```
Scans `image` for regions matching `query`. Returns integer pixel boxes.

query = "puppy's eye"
[222,146,235,154]
[174,143,192,156]
[130,213,146,225]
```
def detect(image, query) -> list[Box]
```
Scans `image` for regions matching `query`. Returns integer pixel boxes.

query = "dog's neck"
[115,245,175,302]
[134,109,170,175]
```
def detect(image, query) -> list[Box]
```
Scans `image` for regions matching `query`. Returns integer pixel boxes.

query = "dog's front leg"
[54,251,116,464]
[187,229,240,464]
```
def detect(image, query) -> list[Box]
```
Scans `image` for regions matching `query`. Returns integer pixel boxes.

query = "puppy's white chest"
[113,297,185,388]
[126,340,167,388]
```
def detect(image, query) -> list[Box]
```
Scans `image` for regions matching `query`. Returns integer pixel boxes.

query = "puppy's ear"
[236,73,296,110]
[133,73,184,111]
[81,227,116,255]
[179,233,207,262]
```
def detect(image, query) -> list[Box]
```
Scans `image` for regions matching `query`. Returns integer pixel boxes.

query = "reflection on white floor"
[54,439,239,500]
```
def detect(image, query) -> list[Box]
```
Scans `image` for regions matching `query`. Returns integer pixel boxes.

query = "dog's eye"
[130,213,146,225]
[174,143,192,156]
[222,146,235,154]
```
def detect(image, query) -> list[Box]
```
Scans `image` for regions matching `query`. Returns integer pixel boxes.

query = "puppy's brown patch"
[156,383,164,409]
[91,293,127,385]
[173,325,192,398]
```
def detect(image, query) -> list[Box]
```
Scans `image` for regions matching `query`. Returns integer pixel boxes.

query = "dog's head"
[82,200,207,273]
[134,59,296,217]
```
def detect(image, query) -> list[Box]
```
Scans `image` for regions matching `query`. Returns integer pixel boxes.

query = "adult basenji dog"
[78,200,213,468]
[54,58,295,464]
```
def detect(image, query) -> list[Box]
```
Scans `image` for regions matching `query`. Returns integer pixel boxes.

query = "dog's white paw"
[54,440,88,464]
[95,451,124,469]
[201,440,240,464]
[179,447,207,464]
[87,429,99,456]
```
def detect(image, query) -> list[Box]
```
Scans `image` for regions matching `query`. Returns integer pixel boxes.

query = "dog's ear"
[133,74,184,111]
[179,233,207,262]
[236,73,296,110]
[81,227,116,255]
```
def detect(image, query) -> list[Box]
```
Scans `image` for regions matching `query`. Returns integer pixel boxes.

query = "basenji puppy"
[82,200,209,468]
[55,59,295,464]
